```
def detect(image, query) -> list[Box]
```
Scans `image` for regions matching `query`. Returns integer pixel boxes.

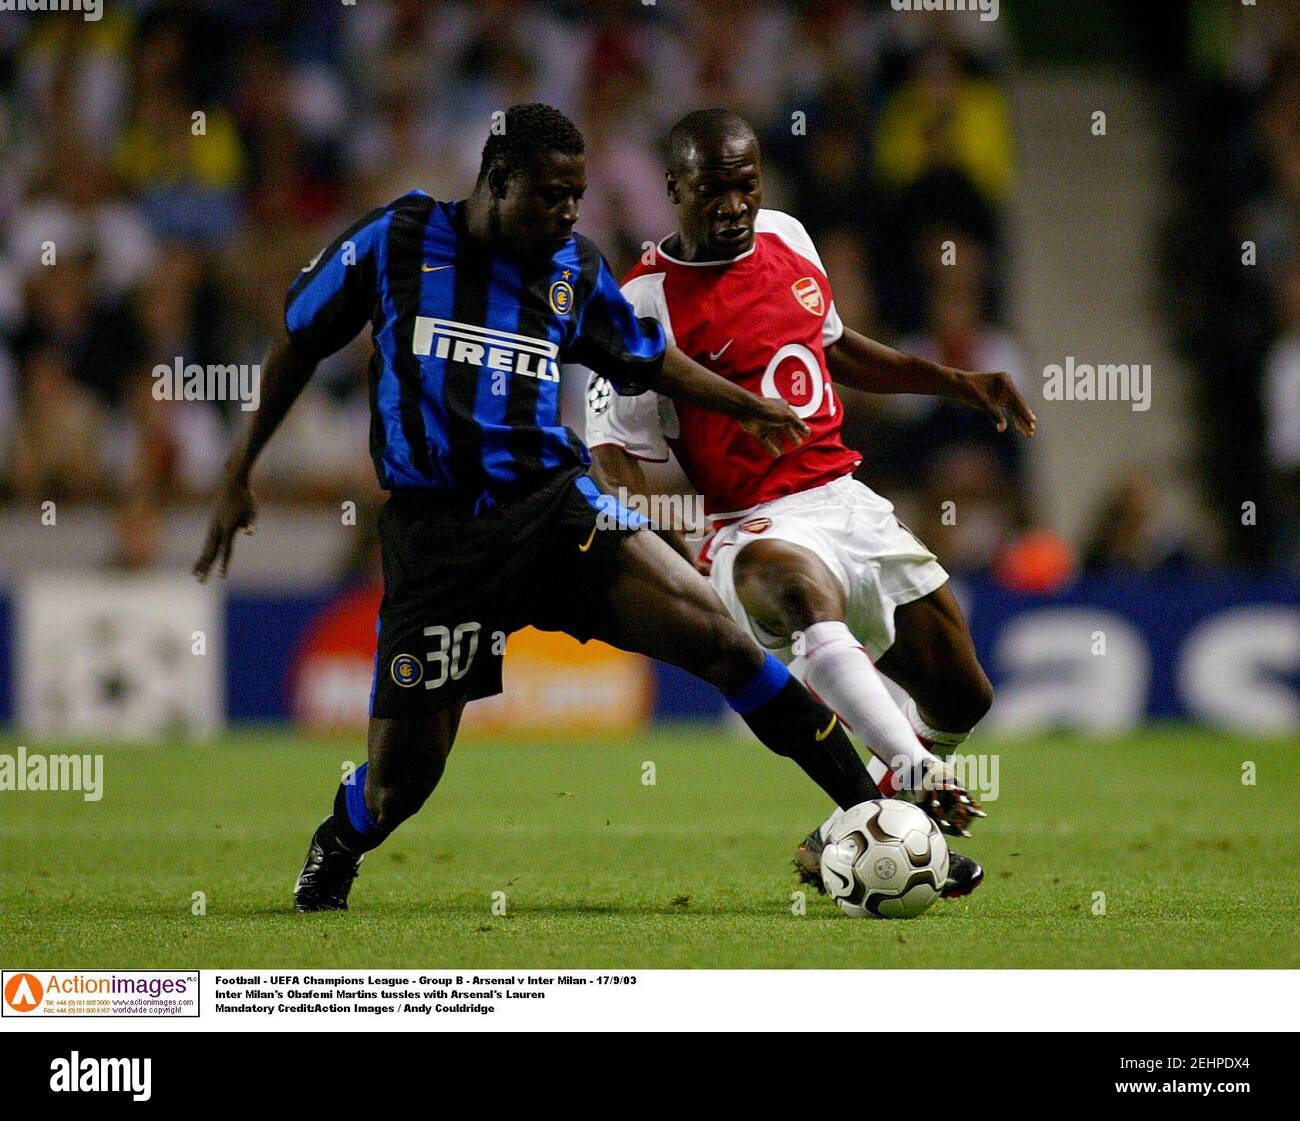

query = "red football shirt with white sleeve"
[585,209,861,520]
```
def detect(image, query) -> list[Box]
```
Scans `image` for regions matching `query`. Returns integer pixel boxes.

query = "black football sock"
[318,763,391,855]
[726,653,880,809]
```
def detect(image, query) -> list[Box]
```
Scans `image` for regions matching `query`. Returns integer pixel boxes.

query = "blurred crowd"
[5,0,1278,581]
[0,0,1030,574]
[1160,0,1300,570]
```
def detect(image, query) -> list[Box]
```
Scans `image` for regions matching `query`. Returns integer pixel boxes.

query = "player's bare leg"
[585,528,881,811]
[876,583,994,749]
[362,707,465,830]
[294,704,464,912]
[730,538,983,897]
[731,539,980,823]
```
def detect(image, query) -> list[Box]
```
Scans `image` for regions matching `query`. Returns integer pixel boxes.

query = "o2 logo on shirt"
[548,280,575,316]
[792,276,824,316]
[761,343,836,420]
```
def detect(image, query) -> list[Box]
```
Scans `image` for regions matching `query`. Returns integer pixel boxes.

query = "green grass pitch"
[0,727,1295,969]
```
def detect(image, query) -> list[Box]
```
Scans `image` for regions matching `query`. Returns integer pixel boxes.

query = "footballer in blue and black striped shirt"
[194,104,886,912]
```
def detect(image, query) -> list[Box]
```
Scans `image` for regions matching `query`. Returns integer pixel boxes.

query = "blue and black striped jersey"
[284,191,665,502]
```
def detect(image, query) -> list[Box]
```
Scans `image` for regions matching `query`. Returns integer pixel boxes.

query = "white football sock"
[797,620,937,792]
[902,695,970,755]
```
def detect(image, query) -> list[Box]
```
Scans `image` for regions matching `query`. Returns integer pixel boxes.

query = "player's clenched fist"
[193,475,257,582]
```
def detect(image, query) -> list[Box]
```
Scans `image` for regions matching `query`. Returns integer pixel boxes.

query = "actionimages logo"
[4,972,44,1012]
[1,970,199,1016]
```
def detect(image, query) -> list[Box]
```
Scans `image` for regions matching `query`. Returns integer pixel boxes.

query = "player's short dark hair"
[667,108,757,175]
[477,103,585,184]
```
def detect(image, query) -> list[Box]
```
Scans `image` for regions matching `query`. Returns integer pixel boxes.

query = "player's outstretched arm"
[193,333,318,582]
[590,445,697,567]
[658,345,811,456]
[826,326,1036,438]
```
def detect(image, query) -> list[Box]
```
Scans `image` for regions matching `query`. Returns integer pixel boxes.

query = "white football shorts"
[704,475,948,662]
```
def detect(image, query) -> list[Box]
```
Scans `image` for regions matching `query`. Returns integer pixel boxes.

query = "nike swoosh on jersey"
[815,714,838,742]
[708,339,734,360]
[421,263,452,272]
[578,525,598,552]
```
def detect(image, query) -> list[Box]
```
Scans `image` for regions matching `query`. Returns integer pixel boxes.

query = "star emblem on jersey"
[792,276,825,316]
[549,279,575,316]
[587,376,612,415]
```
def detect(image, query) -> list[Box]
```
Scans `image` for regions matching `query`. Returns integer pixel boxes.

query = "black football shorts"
[370,467,648,719]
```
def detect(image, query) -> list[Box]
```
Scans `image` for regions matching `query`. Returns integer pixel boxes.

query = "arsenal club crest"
[792,276,824,316]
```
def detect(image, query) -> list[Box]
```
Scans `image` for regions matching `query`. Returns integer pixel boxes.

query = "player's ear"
[665,169,680,206]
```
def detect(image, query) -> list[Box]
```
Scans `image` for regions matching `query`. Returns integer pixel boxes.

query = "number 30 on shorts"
[422,621,481,689]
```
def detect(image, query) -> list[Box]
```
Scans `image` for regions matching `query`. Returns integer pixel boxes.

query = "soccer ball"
[587,375,612,415]
[820,800,949,919]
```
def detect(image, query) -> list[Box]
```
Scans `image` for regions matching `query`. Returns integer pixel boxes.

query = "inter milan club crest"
[549,278,575,316]
[792,276,824,316]
[390,653,423,687]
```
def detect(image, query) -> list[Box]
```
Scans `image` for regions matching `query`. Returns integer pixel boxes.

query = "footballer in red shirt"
[587,110,1036,898]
